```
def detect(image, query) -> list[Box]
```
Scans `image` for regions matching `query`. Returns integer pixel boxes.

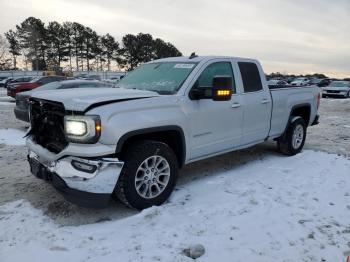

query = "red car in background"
[7,76,66,98]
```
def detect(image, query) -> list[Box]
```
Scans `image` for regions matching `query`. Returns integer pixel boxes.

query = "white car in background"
[290,77,309,86]
[322,81,350,98]
[267,79,288,86]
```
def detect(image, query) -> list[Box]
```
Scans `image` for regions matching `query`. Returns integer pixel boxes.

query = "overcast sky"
[0,0,349,77]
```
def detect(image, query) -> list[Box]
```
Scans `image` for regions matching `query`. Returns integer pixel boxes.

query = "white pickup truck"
[26,56,320,209]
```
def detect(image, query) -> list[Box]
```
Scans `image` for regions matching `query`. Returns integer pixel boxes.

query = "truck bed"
[268,85,320,139]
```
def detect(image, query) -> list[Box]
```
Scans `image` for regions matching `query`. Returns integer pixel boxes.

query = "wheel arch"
[115,125,186,168]
[278,103,311,140]
[287,103,311,128]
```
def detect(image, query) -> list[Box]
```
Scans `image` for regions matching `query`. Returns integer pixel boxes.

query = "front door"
[188,61,243,160]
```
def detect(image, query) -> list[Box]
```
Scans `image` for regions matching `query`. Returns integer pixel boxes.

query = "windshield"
[117,62,197,94]
[329,81,349,87]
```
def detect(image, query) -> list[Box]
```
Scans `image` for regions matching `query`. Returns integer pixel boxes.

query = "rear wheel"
[278,117,306,156]
[114,140,178,210]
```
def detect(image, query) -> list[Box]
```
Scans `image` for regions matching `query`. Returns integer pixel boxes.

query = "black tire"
[114,140,178,210]
[277,117,307,156]
[346,91,350,98]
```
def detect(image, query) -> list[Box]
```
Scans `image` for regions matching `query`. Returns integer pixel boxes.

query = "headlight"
[66,120,87,136]
[64,115,101,143]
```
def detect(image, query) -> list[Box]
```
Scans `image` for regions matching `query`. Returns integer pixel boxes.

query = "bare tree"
[0,35,8,61]
[0,35,11,70]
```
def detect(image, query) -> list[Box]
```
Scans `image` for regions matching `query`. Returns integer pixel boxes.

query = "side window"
[238,62,263,93]
[197,62,236,93]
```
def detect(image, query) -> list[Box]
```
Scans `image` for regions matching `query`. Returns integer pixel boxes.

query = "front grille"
[326,90,340,94]
[29,99,68,153]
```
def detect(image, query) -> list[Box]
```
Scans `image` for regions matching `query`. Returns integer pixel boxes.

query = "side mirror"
[212,76,232,101]
[189,81,211,100]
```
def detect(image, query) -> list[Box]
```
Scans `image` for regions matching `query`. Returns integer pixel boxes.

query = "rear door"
[237,61,271,145]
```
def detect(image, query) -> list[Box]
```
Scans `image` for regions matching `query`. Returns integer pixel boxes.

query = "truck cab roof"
[149,55,259,64]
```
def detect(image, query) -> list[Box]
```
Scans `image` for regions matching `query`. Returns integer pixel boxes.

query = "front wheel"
[114,140,178,210]
[277,117,307,156]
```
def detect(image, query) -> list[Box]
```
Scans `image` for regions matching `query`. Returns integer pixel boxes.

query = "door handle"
[231,103,241,108]
[261,99,269,104]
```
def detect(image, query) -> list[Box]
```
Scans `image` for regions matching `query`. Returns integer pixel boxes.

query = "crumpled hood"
[31,87,159,112]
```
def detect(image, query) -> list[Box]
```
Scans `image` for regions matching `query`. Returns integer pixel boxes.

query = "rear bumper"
[27,138,124,208]
[311,114,319,126]
[14,106,29,122]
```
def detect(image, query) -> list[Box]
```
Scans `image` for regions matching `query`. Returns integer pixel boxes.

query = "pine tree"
[4,30,21,69]
[16,17,47,70]
[100,34,119,71]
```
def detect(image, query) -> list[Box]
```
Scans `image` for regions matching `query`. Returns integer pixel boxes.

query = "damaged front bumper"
[26,137,124,208]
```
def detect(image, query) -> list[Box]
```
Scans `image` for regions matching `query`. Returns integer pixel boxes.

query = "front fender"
[87,96,189,155]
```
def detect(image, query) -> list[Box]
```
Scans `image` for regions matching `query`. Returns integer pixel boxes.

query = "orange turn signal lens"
[216,90,231,96]
[96,125,101,132]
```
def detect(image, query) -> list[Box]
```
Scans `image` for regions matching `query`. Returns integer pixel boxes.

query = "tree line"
[2,17,182,71]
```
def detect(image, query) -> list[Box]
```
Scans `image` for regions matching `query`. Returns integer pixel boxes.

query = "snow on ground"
[0,90,15,105]
[1,151,350,262]
[0,96,14,102]
[0,128,26,145]
[0,102,15,106]
[0,89,349,261]
[0,92,14,102]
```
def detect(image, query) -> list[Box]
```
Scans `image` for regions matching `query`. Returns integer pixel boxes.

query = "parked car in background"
[322,81,350,98]
[267,79,289,86]
[83,75,102,81]
[309,78,331,87]
[285,77,295,84]
[15,80,113,122]
[319,79,332,87]
[7,75,66,98]
[0,77,14,88]
[290,77,309,86]
[75,73,88,79]
[104,76,125,85]
[5,76,34,89]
